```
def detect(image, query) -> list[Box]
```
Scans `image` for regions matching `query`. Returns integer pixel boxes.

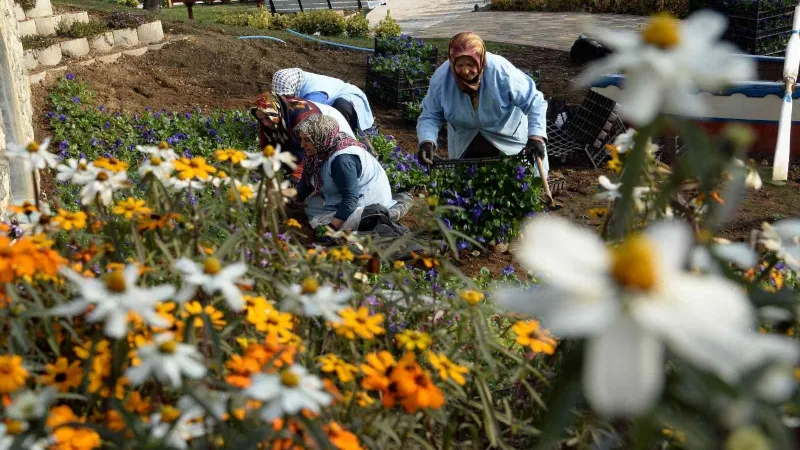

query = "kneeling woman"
[294,115,395,231]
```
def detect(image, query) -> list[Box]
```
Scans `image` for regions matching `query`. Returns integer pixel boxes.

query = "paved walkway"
[367,0,489,34]
[414,11,647,51]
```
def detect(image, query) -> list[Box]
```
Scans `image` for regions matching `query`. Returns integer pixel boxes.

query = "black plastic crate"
[365,73,429,107]
[729,30,792,55]
[374,36,439,66]
[692,0,798,15]
[564,90,619,146]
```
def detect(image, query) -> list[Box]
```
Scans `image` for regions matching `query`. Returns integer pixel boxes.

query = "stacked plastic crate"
[365,35,439,108]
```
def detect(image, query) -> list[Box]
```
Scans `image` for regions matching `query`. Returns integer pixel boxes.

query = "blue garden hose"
[286,29,373,52]
[237,35,288,44]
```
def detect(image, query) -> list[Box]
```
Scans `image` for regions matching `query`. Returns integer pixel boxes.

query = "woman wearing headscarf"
[250,93,356,182]
[272,68,375,135]
[294,115,399,231]
[416,32,549,175]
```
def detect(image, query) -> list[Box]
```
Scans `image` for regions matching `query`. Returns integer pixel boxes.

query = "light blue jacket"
[298,73,376,131]
[306,146,395,220]
[417,53,548,160]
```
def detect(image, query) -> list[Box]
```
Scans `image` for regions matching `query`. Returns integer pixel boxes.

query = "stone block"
[60,38,90,58]
[35,43,62,66]
[33,15,60,37]
[136,21,164,45]
[13,3,26,21]
[148,42,166,50]
[24,0,53,19]
[17,20,38,38]
[59,11,89,28]
[29,71,47,85]
[77,58,96,67]
[90,32,114,52]
[122,46,148,57]
[23,50,38,71]
[112,28,139,48]
[98,52,122,63]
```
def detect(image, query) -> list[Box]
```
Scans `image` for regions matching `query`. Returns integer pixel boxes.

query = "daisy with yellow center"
[511,320,557,355]
[215,148,247,164]
[112,198,153,220]
[395,330,432,352]
[53,209,87,231]
[172,156,217,181]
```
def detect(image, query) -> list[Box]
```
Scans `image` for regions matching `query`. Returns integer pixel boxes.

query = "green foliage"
[56,19,109,39]
[402,101,422,123]
[14,0,35,10]
[106,10,148,29]
[429,157,545,242]
[373,10,402,38]
[376,34,436,60]
[289,11,317,34]
[290,10,347,36]
[20,35,55,51]
[370,54,432,82]
[116,0,140,6]
[269,12,293,30]
[491,0,688,16]
[370,133,428,192]
[345,12,371,38]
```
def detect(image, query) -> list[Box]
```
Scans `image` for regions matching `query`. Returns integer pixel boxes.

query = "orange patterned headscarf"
[448,32,487,95]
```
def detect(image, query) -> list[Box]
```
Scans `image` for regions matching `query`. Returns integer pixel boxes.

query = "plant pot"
[35,43,62,66]
[23,50,39,71]
[33,15,60,37]
[112,28,140,48]
[136,21,164,45]
[24,0,53,19]
[18,20,38,38]
[60,38,90,58]
[59,12,89,28]
[91,32,115,52]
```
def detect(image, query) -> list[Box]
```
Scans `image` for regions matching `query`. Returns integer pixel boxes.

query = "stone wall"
[0,0,36,211]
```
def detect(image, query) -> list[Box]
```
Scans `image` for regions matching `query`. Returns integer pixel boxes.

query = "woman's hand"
[417,142,435,167]
[524,137,546,161]
[330,217,345,230]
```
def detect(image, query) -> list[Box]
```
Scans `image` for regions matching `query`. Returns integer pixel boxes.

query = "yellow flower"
[286,218,302,229]
[427,352,468,385]
[183,301,226,330]
[334,307,385,340]
[512,320,557,355]
[330,247,355,263]
[53,209,87,231]
[173,156,217,181]
[0,355,28,394]
[458,289,484,306]
[344,391,375,408]
[215,148,246,164]
[113,198,152,219]
[588,207,608,220]
[395,330,432,352]
[94,156,129,173]
[393,260,406,270]
[318,354,359,383]
[48,405,102,450]
[38,357,83,392]
[227,183,255,203]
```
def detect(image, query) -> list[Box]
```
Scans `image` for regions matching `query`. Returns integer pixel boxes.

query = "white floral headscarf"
[271,68,305,96]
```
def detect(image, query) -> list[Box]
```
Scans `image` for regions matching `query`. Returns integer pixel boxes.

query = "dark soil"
[29,23,800,277]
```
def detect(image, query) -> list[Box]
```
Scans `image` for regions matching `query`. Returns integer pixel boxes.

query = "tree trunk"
[142,0,161,10]
[185,0,195,19]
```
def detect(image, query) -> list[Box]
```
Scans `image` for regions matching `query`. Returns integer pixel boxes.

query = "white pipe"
[772,5,800,181]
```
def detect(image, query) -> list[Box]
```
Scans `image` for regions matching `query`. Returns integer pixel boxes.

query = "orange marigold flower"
[0,355,28,394]
[38,357,82,392]
[389,353,445,413]
[512,320,557,355]
[360,351,395,392]
[324,422,365,450]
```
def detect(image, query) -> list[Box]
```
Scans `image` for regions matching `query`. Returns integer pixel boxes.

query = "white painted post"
[0,0,36,211]
[772,5,800,181]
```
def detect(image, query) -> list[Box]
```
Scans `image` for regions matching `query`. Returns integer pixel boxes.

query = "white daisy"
[53,265,174,339]
[147,412,207,450]
[7,139,58,170]
[174,257,248,311]
[596,175,651,211]
[690,238,757,273]
[126,333,207,387]
[758,219,800,271]
[280,278,350,323]
[165,176,205,192]
[138,156,174,181]
[6,388,56,421]
[176,387,230,421]
[210,172,231,188]
[137,144,179,161]
[495,215,798,417]
[79,168,130,206]
[0,423,48,450]
[244,364,332,421]
[56,158,91,183]
[273,179,298,203]
[577,10,756,125]
[241,145,297,178]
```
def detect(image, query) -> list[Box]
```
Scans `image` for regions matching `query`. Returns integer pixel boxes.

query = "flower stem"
[31,169,40,209]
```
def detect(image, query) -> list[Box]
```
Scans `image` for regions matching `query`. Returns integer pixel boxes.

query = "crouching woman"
[294,115,396,231]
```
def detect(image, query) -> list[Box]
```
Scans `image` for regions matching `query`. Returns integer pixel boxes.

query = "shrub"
[269,13,293,30]
[345,12,371,38]
[106,10,148,29]
[20,35,55,51]
[245,7,271,28]
[373,10,402,38]
[117,0,140,6]
[313,10,346,36]
[56,19,109,39]
[290,11,318,34]
[216,10,251,27]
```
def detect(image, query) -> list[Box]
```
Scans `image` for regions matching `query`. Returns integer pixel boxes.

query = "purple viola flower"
[501,265,515,277]
[521,182,529,192]
[477,236,486,244]
[470,203,483,221]
[429,180,437,188]
[46,111,56,119]
[209,129,218,137]
[516,165,527,180]
[397,163,408,172]
[65,73,75,81]
[58,114,66,122]
[466,166,477,177]
[457,241,470,251]
[58,140,69,151]
[443,218,452,229]
[104,121,111,130]
[184,112,193,119]
[71,96,80,104]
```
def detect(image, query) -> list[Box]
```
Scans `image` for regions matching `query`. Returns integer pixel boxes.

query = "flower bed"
[365,55,432,107]
[375,34,439,66]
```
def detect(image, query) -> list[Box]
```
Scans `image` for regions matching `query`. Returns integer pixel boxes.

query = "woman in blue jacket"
[272,68,375,135]
[416,32,549,175]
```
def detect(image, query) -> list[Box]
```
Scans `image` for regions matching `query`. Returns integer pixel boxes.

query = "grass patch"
[21,35,56,50]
